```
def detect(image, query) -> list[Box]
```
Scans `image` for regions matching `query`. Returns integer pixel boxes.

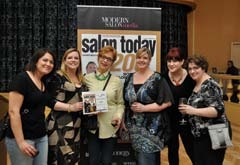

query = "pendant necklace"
[170,69,184,86]
[172,77,183,86]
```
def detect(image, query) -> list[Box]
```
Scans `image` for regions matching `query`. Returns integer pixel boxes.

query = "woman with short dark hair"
[163,47,195,165]
[179,55,229,165]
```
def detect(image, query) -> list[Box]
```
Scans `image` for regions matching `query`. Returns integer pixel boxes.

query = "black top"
[7,72,56,139]
[226,66,239,84]
[226,66,239,75]
[163,72,195,122]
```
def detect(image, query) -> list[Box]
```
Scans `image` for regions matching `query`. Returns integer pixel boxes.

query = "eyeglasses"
[188,66,200,72]
[99,55,114,62]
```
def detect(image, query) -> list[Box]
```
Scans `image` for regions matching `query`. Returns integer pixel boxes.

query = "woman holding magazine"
[45,48,87,165]
[83,45,125,165]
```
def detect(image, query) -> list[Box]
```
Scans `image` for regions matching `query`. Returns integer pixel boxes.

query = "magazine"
[82,91,108,115]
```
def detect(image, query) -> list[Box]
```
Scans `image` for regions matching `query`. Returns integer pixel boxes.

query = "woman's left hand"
[111,117,122,128]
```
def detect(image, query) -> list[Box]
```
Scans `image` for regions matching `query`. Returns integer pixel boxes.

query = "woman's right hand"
[18,140,38,157]
[131,102,145,113]
[178,104,196,115]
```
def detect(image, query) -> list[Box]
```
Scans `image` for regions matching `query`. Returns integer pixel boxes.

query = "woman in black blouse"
[163,47,195,165]
[5,48,83,165]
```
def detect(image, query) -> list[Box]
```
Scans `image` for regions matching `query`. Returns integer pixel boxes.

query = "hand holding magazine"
[82,91,108,115]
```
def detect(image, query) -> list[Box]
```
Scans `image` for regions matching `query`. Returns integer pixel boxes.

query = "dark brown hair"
[26,48,57,75]
[187,55,209,72]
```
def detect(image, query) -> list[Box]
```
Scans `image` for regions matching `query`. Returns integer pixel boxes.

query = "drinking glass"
[179,97,188,125]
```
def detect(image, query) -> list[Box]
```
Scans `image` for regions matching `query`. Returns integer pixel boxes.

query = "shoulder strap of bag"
[102,73,111,91]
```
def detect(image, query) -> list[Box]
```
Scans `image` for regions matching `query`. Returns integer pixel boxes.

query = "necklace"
[169,69,184,86]
[95,72,110,81]
[172,77,183,86]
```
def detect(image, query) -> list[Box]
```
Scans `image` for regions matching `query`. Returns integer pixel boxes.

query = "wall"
[188,0,240,72]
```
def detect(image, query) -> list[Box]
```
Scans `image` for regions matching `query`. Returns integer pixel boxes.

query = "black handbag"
[0,112,9,141]
[82,115,98,130]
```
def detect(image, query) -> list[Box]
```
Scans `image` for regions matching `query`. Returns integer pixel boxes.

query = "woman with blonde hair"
[46,48,87,165]
[122,47,173,165]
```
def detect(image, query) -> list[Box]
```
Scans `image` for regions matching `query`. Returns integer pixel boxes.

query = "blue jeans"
[5,135,48,165]
[137,151,160,165]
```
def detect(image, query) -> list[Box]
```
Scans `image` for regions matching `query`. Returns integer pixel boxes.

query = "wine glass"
[179,97,188,125]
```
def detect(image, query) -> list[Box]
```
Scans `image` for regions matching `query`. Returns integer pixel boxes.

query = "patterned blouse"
[46,73,88,164]
[124,72,173,153]
[188,78,226,137]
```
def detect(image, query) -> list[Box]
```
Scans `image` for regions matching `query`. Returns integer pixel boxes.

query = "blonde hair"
[59,48,83,81]
[136,47,152,59]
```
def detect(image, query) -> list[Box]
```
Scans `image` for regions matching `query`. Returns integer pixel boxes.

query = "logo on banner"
[101,17,139,29]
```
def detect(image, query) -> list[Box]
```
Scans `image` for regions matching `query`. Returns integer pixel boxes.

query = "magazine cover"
[82,91,108,114]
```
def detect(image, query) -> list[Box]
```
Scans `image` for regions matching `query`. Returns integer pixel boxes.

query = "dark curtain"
[0,0,191,92]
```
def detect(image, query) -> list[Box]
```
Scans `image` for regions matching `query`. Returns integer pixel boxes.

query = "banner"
[77,5,161,164]
[77,5,162,79]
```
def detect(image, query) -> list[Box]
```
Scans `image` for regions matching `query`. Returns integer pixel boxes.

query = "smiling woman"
[45,48,87,165]
[4,48,84,165]
[179,55,230,165]
[163,47,195,165]
[5,48,57,165]
[83,45,125,165]
[122,47,173,165]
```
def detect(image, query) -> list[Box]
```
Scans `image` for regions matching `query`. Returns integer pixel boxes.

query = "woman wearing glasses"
[179,55,229,165]
[83,45,125,165]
